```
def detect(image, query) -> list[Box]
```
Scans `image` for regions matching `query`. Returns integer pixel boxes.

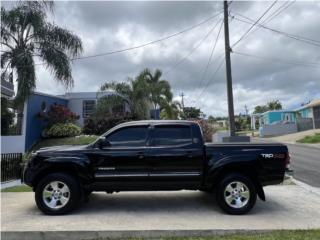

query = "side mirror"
[97,137,111,149]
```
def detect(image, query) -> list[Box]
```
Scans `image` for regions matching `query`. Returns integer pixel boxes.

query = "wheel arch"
[31,161,92,190]
[206,163,265,201]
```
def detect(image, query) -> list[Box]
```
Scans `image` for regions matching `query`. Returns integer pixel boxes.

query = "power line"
[261,1,295,24]
[239,1,296,41]
[6,10,223,68]
[231,1,277,48]
[72,10,223,61]
[164,17,222,75]
[198,56,226,102]
[232,13,320,47]
[196,20,224,91]
[233,50,320,68]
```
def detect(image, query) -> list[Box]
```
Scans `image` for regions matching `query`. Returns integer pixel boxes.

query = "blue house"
[252,99,320,137]
[258,110,296,126]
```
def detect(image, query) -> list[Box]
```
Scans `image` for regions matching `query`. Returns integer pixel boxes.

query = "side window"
[153,125,192,146]
[106,126,148,147]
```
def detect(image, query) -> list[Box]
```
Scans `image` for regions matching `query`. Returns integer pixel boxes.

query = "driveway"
[2,185,320,240]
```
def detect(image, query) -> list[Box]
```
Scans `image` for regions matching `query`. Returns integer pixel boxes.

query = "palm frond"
[35,23,82,57]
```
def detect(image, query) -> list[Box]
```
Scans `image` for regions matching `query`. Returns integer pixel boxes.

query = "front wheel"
[216,173,257,215]
[35,173,81,215]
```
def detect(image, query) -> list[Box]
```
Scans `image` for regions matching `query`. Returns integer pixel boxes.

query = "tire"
[216,173,257,215]
[35,173,81,215]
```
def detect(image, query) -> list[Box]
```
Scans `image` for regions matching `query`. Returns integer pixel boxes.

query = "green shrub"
[42,123,81,138]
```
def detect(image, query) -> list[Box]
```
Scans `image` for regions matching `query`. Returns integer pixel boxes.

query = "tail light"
[285,153,291,169]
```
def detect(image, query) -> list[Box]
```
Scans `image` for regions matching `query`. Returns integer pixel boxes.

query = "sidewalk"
[257,129,320,148]
[2,185,320,240]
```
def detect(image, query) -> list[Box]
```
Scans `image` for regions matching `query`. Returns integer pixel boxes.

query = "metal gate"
[1,153,23,182]
[313,106,320,129]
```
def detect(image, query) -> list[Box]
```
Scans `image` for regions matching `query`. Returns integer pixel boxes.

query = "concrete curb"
[0,229,310,240]
[292,178,320,196]
[0,180,22,190]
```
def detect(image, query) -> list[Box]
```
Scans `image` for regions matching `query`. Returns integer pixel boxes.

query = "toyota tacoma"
[23,120,290,215]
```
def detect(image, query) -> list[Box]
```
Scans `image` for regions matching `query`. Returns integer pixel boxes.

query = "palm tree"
[1,2,83,107]
[138,68,173,110]
[160,101,181,120]
[267,100,282,110]
[100,77,150,120]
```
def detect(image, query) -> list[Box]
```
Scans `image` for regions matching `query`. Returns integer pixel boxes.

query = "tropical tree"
[267,100,282,110]
[181,106,201,119]
[100,77,150,120]
[253,100,282,114]
[1,2,83,107]
[160,101,181,120]
[138,68,173,110]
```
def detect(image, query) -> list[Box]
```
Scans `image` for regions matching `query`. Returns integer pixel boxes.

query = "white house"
[61,92,131,127]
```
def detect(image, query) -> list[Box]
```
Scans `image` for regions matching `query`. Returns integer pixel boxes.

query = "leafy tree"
[267,100,282,110]
[181,107,201,119]
[138,68,173,110]
[253,100,282,114]
[208,115,215,124]
[1,2,83,106]
[253,105,269,114]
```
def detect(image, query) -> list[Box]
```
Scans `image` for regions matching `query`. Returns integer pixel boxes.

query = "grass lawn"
[29,135,99,152]
[1,184,32,192]
[297,133,320,144]
[92,230,320,240]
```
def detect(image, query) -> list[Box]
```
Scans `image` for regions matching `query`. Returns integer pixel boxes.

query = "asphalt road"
[288,144,320,187]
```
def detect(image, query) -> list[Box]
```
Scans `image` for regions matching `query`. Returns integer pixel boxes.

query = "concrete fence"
[259,123,298,137]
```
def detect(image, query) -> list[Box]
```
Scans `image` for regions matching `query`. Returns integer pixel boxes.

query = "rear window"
[153,125,192,146]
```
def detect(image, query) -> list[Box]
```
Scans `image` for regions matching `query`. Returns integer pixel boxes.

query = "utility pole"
[180,92,185,110]
[244,105,248,116]
[223,0,236,137]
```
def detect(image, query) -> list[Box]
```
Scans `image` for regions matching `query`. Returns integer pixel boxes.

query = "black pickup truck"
[24,120,290,215]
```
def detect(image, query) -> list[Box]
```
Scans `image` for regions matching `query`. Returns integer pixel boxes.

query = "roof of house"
[295,98,320,111]
[60,91,116,100]
[259,110,296,116]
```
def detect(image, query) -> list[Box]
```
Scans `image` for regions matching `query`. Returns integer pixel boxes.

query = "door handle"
[186,151,193,158]
[137,152,145,159]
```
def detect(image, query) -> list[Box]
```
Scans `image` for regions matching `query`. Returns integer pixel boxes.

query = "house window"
[83,100,96,118]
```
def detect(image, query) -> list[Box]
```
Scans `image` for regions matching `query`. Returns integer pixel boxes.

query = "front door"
[92,125,151,190]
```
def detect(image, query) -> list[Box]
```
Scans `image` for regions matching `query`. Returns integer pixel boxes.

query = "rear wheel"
[216,173,257,215]
[35,173,81,215]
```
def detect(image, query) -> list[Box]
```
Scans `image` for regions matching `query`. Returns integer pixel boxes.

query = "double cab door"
[92,124,203,190]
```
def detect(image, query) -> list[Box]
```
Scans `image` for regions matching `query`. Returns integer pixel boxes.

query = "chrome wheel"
[42,181,70,209]
[224,181,250,209]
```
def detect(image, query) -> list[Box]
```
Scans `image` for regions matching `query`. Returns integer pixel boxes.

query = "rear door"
[148,124,203,189]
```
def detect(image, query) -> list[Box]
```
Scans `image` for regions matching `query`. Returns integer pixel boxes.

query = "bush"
[38,104,79,125]
[42,123,81,138]
[82,117,129,135]
[194,119,215,142]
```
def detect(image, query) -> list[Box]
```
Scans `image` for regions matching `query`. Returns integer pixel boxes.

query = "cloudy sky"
[4,1,320,116]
